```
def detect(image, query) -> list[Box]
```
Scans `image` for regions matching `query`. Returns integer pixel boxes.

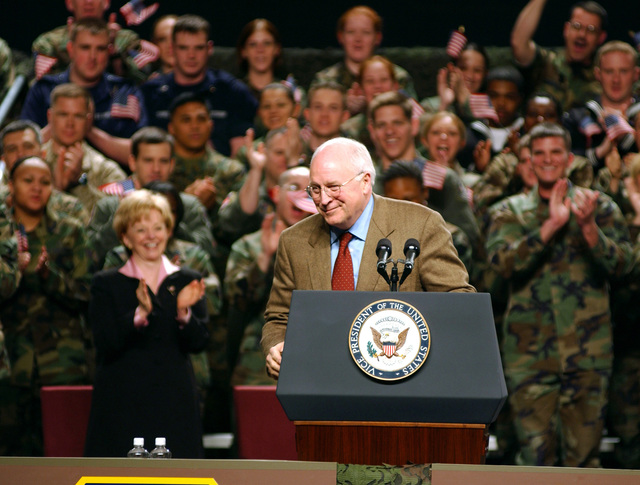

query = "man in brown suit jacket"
[261,138,475,378]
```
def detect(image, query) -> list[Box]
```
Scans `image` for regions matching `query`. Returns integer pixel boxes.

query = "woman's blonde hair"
[113,189,174,241]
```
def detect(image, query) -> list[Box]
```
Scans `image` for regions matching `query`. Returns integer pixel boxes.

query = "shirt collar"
[331,194,374,244]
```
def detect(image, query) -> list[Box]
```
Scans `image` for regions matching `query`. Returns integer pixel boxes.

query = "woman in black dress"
[84,190,208,458]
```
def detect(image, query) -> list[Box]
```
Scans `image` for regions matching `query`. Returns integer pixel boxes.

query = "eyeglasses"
[567,21,599,34]
[306,172,365,200]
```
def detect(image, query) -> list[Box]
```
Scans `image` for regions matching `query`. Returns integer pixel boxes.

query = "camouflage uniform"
[341,113,374,155]
[103,238,224,406]
[42,140,126,214]
[0,38,15,101]
[32,24,154,84]
[313,61,417,102]
[88,189,216,270]
[216,182,275,247]
[224,229,274,386]
[486,184,633,466]
[0,203,19,381]
[474,152,594,228]
[518,47,601,112]
[0,202,92,456]
[171,146,245,224]
[0,183,89,225]
[564,97,639,171]
[141,69,257,157]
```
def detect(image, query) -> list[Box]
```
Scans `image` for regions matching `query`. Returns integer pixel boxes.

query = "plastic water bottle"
[150,437,172,458]
[127,437,149,458]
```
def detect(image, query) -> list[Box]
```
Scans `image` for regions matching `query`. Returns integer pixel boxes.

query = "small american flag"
[16,224,28,253]
[99,178,135,196]
[579,116,602,138]
[120,0,159,26]
[422,161,447,190]
[288,190,318,214]
[469,94,499,123]
[604,114,634,141]
[446,29,467,59]
[131,39,159,68]
[111,91,141,123]
[34,54,57,80]
[300,123,312,142]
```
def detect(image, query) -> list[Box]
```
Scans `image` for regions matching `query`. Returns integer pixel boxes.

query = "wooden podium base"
[295,421,488,466]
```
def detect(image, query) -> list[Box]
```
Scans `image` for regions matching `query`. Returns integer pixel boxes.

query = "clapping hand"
[176,278,206,316]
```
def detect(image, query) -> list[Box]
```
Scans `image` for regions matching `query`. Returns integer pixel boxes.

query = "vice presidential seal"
[348,299,431,381]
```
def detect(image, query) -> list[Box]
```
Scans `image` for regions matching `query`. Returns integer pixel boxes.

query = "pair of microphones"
[376,238,421,291]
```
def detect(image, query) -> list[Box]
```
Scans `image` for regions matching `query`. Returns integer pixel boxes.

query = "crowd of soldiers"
[1,0,640,469]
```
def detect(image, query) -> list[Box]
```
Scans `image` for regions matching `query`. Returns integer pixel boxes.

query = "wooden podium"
[278,291,506,466]
[294,421,489,465]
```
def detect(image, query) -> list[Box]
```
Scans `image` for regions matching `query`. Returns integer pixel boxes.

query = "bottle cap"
[133,437,144,446]
[155,437,166,446]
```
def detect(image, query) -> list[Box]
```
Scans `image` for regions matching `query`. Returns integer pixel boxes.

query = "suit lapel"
[357,195,395,291]
[307,217,332,290]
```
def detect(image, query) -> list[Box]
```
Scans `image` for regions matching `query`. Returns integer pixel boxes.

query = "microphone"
[376,238,392,270]
[376,238,392,285]
[399,239,420,287]
[403,239,420,270]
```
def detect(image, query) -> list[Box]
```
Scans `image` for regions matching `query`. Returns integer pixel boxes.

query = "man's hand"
[184,177,217,209]
[541,179,570,243]
[346,82,366,116]
[266,341,284,379]
[571,188,599,227]
[571,188,600,248]
[473,139,492,173]
[54,143,84,191]
[245,128,267,171]
[257,213,286,273]
[437,67,455,110]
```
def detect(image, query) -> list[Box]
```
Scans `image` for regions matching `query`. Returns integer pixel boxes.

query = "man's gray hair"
[311,137,376,185]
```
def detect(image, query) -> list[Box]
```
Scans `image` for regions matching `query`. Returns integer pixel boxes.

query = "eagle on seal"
[371,328,409,358]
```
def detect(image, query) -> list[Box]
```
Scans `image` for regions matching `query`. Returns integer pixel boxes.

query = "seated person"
[88,127,216,270]
[564,40,640,171]
[301,81,350,160]
[0,120,88,224]
[22,18,148,145]
[42,83,127,213]
[31,0,158,83]
[142,14,257,158]
[511,0,607,111]
[149,15,178,77]
[0,37,15,100]
[166,93,246,248]
[312,5,416,117]
[225,166,316,386]
[381,160,473,272]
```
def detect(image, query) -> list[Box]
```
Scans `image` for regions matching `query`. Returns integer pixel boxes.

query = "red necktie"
[332,232,354,291]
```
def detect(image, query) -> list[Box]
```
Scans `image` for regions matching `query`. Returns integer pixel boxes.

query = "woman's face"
[457,50,486,93]
[122,209,170,263]
[423,115,464,165]
[258,89,296,130]
[361,61,398,103]
[242,29,280,74]
[10,160,52,216]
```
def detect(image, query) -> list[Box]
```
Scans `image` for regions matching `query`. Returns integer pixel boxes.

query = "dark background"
[0,0,634,53]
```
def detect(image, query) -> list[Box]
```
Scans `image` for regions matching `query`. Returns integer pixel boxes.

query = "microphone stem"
[390,262,399,292]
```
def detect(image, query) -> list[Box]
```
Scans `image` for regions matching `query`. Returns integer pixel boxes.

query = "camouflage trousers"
[506,369,610,467]
[608,350,640,468]
[0,382,43,456]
